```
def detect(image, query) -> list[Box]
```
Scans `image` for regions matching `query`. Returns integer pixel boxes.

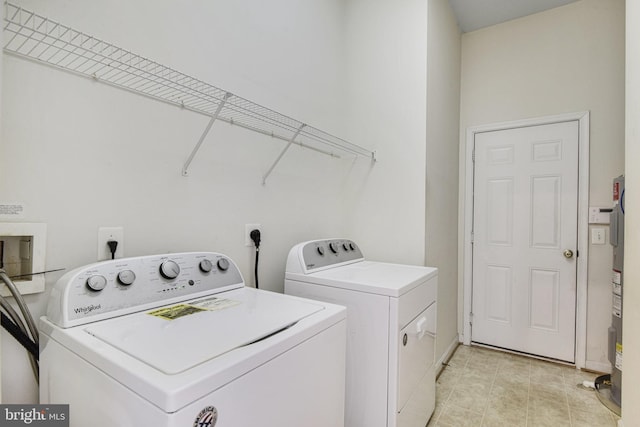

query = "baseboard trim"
[584,360,612,374]
[436,334,459,376]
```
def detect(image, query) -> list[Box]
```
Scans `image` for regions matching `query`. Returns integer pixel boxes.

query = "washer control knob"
[349,243,356,251]
[199,259,213,273]
[317,246,325,256]
[117,270,136,286]
[217,258,230,271]
[329,242,339,254]
[342,243,350,251]
[86,275,107,292]
[159,260,180,279]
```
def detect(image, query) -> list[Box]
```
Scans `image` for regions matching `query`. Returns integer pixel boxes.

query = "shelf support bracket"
[182,92,232,176]
[262,124,306,185]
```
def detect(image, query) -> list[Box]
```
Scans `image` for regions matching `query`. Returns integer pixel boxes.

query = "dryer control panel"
[46,252,243,328]
[288,239,364,274]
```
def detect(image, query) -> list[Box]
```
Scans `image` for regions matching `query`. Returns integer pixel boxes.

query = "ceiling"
[449,0,580,33]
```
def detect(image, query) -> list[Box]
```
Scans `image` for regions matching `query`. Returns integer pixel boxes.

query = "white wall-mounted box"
[589,207,612,224]
[0,223,47,297]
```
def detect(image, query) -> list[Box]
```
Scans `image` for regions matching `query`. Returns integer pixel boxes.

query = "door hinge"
[469,311,473,325]
[471,231,474,244]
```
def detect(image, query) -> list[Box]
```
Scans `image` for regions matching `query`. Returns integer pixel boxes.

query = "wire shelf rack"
[2,2,376,181]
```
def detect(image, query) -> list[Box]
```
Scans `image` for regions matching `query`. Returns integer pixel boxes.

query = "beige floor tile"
[466,355,501,372]
[527,412,572,427]
[530,370,566,388]
[528,394,571,420]
[446,348,472,369]
[438,366,462,386]
[482,405,527,427]
[461,365,497,383]
[530,357,563,368]
[436,382,454,406]
[435,404,484,427]
[495,365,530,385]
[454,344,474,357]
[472,346,504,356]
[565,386,598,407]
[570,407,618,427]
[433,346,621,427]
[489,384,529,407]
[447,383,492,414]
[500,357,531,372]
[529,381,567,402]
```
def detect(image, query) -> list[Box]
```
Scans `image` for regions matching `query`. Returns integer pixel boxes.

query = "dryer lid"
[84,289,324,375]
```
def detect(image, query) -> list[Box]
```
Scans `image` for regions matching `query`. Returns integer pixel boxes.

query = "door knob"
[563,249,574,259]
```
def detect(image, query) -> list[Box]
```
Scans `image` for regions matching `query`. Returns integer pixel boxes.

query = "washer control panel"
[300,239,364,272]
[46,252,243,328]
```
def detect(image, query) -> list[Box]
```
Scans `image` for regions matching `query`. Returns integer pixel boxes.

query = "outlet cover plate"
[98,227,124,261]
[245,224,261,247]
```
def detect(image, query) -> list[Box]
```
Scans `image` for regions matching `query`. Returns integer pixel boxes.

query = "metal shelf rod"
[262,124,306,185]
[182,92,231,177]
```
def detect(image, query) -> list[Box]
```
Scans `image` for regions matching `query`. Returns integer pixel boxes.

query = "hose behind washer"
[0,269,40,383]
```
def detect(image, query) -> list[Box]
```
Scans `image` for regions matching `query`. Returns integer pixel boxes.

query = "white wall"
[342,0,428,265]
[426,0,461,363]
[622,0,639,422]
[459,0,625,370]
[1,0,428,403]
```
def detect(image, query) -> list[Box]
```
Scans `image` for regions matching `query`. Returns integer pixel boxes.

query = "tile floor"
[428,345,620,427]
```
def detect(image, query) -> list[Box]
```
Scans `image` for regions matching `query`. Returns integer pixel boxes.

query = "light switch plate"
[591,227,606,245]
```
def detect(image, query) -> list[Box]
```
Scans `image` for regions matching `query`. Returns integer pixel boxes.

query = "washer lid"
[288,261,438,297]
[84,290,324,375]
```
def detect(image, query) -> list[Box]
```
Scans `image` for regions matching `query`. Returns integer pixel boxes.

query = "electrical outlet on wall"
[98,227,124,261]
[245,224,261,246]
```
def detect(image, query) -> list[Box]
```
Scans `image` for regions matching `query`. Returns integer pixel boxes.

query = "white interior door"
[471,121,578,362]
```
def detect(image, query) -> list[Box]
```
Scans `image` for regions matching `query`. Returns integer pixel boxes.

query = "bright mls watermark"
[0,405,68,426]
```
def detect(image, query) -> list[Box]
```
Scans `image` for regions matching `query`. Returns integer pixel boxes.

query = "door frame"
[461,111,590,368]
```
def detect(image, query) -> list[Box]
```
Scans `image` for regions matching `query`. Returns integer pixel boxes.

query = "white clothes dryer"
[285,239,437,427]
[40,252,346,427]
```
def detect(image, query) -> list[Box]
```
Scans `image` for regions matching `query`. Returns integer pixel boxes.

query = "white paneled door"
[471,121,579,362]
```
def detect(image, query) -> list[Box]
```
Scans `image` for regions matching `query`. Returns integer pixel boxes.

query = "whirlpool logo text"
[73,304,101,315]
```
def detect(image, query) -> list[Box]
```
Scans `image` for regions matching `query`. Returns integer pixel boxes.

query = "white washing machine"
[40,252,346,427]
[285,239,437,427]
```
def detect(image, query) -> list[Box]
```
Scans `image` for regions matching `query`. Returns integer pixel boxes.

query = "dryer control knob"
[342,243,350,251]
[117,270,136,286]
[159,260,180,279]
[199,259,213,273]
[349,243,356,251]
[86,275,107,292]
[329,242,339,254]
[217,258,230,271]
[317,246,325,256]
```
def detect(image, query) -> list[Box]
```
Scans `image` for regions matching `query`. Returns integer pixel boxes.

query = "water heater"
[596,175,624,415]
[608,175,625,407]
